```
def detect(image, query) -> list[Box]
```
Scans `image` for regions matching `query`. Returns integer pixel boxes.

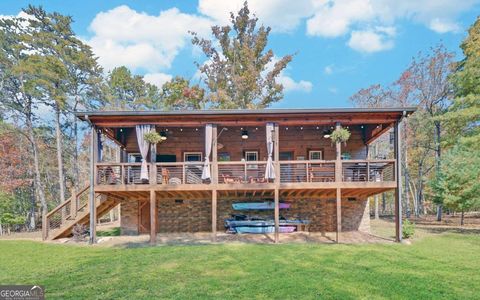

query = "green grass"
[97,227,121,237]
[1,234,480,299]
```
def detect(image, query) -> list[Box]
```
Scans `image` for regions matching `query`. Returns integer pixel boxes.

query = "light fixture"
[323,129,332,139]
[241,130,249,139]
[160,131,167,141]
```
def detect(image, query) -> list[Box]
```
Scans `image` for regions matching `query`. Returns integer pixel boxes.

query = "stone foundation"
[120,196,370,234]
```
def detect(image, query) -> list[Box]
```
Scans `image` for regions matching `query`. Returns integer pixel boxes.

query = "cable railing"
[279,160,336,183]
[217,161,269,184]
[342,160,395,182]
[94,159,396,185]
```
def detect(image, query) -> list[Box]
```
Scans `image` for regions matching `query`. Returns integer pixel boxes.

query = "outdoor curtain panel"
[136,124,152,180]
[202,124,213,180]
[265,122,275,179]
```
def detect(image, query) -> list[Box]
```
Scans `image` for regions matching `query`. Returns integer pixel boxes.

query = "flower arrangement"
[330,128,351,145]
[144,131,163,144]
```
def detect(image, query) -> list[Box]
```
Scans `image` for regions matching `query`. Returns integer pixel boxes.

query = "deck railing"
[218,161,269,184]
[342,160,395,182]
[95,159,396,186]
[279,160,336,183]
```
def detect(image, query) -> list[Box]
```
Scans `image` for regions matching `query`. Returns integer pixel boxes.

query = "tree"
[402,45,454,220]
[444,17,480,148]
[103,66,162,110]
[191,1,292,109]
[161,76,206,110]
[0,15,49,223]
[429,145,480,225]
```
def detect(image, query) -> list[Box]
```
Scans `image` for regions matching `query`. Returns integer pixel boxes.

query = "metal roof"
[75,107,416,119]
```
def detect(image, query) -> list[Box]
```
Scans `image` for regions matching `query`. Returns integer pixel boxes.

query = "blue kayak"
[232,201,290,210]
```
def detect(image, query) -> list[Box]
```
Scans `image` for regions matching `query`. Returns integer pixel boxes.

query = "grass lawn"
[1,233,479,299]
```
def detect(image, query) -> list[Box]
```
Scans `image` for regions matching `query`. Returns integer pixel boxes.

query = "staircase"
[42,185,119,240]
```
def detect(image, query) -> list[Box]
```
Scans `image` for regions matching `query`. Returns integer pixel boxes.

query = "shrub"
[330,128,351,144]
[402,219,415,239]
[72,224,88,241]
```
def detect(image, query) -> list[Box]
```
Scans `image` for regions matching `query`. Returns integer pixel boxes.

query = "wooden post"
[394,120,403,242]
[71,188,77,219]
[336,187,341,243]
[335,123,342,243]
[212,190,217,242]
[274,123,280,243]
[212,125,218,185]
[211,125,218,242]
[274,188,279,243]
[150,190,157,245]
[89,126,97,245]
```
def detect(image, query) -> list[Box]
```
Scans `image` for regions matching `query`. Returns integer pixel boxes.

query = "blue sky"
[1,0,479,108]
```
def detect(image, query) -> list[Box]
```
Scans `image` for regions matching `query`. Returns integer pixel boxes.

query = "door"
[138,201,150,233]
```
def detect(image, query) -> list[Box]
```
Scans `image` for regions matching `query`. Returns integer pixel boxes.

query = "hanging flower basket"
[144,131,163,145]
[330,128,351,145]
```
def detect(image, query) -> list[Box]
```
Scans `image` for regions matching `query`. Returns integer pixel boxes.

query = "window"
[245,151,258,169]
[184,152,202,162]
[309,150,323,160]
[128,153,142,163]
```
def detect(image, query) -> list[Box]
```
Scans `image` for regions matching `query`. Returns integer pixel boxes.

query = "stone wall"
[120,197,370,234]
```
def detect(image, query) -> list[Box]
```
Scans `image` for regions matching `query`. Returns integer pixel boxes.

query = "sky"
[1,0,479,108]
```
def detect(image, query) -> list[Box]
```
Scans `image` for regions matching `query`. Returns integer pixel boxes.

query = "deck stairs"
[43,184,119,240]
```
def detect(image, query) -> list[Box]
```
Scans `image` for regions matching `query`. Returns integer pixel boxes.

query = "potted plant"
[144,131,163,145]
[330,127,351,145]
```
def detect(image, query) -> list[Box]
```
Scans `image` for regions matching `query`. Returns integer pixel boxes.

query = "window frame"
[308,150,324,161]
[244,150,259,170]
[183,151,203,162]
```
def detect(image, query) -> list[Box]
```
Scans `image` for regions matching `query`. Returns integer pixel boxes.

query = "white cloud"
[348,28,395,53]
[278,76,313,92]
[428,18,461,33]
[328,87,338,94]
[198,0,314,33]
[87,5,212,72]
[143,73,173,88]
[306,0,374,37]
[324,65,334,75]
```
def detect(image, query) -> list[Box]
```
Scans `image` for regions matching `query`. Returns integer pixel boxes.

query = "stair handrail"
[42,182,90,240]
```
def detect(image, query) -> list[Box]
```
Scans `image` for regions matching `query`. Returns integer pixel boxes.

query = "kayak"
[232,201,290,210]
[234,225,297,234]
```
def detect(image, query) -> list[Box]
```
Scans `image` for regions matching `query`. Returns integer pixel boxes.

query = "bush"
[402,219,415,239]
[72,224,88,241]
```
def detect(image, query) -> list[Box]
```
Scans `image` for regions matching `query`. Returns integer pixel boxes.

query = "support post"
[394,120,403,242]
[336,187,341,243]
[150,190,157,245]
[274,188,279,243]
[212,125,218,185]
[335,123,342,243]
[89,126,97,245]
[274,124,280,243]
[71,187,77,219]
[212,190,217,242]
[42,213,47,240]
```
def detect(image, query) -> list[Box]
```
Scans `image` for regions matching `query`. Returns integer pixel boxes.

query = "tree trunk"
[25,109,48,223]
[55,105,66,204]
[461,210,465,226]
[382,193,386,214]
[374,195,379,219]
[434,120,442,221]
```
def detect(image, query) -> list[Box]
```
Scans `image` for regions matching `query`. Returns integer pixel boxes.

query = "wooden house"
[43,108,415,243]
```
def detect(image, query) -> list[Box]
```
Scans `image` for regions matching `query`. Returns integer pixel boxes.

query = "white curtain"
[265,122,275,179]
[202,124,213,180]
[136,124,152,180]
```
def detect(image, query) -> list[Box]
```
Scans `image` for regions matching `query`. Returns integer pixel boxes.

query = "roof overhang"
[76,107,416,127]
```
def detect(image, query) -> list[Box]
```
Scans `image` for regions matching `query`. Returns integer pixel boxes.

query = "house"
[42,107,415,243]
